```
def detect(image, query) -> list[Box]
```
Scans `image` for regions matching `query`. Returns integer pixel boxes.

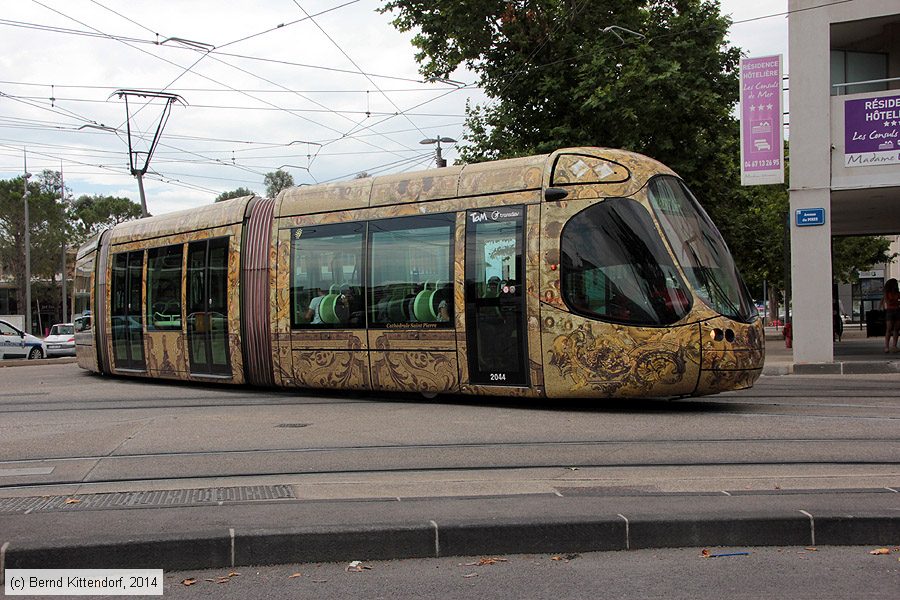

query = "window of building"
[147,244,183,331]
[369,214,454,328]
[830,50,888,96]
[290,223,365,328]
[561,197,691,326]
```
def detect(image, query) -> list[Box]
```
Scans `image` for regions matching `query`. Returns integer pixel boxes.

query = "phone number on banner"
[744,159,781,168]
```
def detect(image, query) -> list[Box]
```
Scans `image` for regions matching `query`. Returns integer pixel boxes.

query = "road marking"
[429,520,440,557]
[229,528,235,568]
[0,542,8,586]
[617,514,630,550]
[799,510,815,546]
[721,490,732,496]
[0,467,54,477]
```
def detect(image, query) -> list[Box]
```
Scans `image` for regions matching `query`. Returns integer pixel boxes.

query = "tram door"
[187,238,232,376]
[465,207,528,386]
[110,251,145,371]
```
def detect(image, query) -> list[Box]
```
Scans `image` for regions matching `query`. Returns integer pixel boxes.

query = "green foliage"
[70,194,142,242]
[381,1,739,194]
[264,170,294,198]
[0,176,67,311]
[832,236,896,284]
[215,187,256,202]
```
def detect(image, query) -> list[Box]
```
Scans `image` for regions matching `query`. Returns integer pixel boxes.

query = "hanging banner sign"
[844,94,900,167]
[740,55,784,186]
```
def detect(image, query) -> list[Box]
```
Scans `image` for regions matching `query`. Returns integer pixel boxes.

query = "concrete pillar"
[789,189,835,363]
[789,0,835,364]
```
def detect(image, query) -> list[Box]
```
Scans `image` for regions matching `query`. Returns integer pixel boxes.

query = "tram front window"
[560,198,691,326]
[648,176,757,323]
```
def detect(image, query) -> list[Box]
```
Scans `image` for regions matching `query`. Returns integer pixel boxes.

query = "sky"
[0,0,788,215]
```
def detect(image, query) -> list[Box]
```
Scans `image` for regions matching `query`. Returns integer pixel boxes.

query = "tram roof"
[277,147,673,217]
[86,147,672,250]
[105,193,252,247]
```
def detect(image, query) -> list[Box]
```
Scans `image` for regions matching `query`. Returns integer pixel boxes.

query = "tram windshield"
[560,197,691,326]
[648,176,757,323]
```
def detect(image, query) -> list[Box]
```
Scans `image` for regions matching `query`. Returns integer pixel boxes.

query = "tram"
[72,147,763,399]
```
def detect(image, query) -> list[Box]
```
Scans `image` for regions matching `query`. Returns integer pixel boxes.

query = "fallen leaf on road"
[227,572,240,577]
[181,579,197,586]
[64,498,81,504]
[463,573,478,578]
[700,549,711,558]
[288,573,303,578]
[464,557,508,566]
[551,554,580,562]
[869,548,890,555]
[805,547,817,552]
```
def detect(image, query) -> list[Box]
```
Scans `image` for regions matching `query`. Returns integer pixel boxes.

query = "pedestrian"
[880,278,899,353]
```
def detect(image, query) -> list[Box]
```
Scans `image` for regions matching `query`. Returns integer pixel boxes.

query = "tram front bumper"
[695,318,765,395]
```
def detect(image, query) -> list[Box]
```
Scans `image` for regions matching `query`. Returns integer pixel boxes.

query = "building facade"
[789,0,900,363]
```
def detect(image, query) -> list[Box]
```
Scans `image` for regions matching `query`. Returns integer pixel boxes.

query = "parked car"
[44,323,76,357]
[0,319,46,359]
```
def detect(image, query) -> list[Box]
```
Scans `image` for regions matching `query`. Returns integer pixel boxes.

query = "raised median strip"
[1,490,898,575]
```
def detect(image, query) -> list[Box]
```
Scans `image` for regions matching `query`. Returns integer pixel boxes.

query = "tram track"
[2,437,898,492]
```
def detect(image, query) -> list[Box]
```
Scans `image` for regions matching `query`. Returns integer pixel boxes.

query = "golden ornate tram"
[73,147,764,398]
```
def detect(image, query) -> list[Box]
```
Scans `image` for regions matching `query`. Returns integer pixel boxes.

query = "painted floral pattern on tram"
[291,350,370,390]
[543,310,701,398]
[371,349,458,394]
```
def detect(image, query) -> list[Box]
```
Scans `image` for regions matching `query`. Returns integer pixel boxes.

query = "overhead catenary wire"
[2,0,823,201]
[12,1,470,174]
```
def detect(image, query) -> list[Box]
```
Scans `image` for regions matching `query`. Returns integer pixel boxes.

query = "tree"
[215,187,256,202]
[0,176,67,315]
[381,1,739,205]
[264,170,294,198]
[70,194,142,242]
[832,237,896,284]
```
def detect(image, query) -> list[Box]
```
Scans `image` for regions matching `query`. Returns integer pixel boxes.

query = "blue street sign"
[795,208,826,227]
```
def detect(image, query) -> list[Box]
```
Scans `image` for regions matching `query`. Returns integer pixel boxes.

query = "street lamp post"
[420,136,457,168]
[23,151,32,334]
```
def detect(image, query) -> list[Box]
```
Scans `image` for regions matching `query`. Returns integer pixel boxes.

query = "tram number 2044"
[489,373,507,382]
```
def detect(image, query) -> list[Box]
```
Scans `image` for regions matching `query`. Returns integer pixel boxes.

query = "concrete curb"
[0,357,76,368]
[3,495,899,573]
[762,360,900,376]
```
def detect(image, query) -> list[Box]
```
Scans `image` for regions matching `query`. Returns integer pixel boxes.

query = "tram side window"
[73,255,94,331]
[290,223,365,328]
[369,214,454,328]
[147,244,183,331]
[560,198,691,326]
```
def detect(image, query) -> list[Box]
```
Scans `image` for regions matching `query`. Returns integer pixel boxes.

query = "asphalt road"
[162,547,900,600]
[0,362,898,577]
[1,362,898,497]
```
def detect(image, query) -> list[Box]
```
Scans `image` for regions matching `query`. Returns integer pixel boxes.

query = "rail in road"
[1,362,898,571]
[1,362,898,496]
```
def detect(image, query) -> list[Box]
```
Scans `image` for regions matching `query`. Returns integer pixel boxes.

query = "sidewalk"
[763,325,900,375]
[2,489,898,572]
